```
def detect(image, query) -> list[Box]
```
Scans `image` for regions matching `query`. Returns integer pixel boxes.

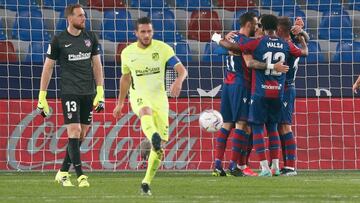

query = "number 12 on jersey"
[263,51,285,76]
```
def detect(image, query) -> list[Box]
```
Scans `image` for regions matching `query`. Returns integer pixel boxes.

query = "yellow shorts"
[129,94,169,141]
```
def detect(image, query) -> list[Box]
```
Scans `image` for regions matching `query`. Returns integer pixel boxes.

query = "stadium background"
[0,0,359,171]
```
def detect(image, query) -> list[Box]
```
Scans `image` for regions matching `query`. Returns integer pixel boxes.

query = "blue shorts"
[280,86,296,124]
[248,95,282,124]
[220,83,249,123]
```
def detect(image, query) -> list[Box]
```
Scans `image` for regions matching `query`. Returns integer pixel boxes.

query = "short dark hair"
[261,14,278,31]
[136,17,152,30]
[239,12,257,28]
[277,16,292,33]
[64,4,83,18]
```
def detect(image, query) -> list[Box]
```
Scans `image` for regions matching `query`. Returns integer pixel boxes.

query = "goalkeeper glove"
[37,90,49,118]
[93,85,105,113]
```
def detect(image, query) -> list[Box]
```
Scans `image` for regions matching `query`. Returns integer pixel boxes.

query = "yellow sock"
[140,115,157,140]
[142,149,162,185]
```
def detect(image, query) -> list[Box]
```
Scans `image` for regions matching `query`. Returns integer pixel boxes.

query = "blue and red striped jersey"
[224,33,252,88]
[239,35,302,98]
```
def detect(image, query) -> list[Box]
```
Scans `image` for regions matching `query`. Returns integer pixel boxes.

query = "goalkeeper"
[112,17,187,196]
[37,4,104,187]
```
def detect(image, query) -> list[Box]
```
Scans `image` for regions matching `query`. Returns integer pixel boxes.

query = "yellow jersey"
[121,40,180,99]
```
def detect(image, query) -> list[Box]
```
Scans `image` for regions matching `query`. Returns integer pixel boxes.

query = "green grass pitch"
[0,171,359,203]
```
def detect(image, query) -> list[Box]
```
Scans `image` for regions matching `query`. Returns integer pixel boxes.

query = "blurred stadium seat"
[148,9,183,42]
[299,41,325,64]
[43,0,79,11]
[318,8,353,41]
[175,0,211,11]
[188,10,222,42]
[130,0,168,11]
[278,6,306,23]
[3,0,37,11]
[24,41,48,64]
[0,41,17,63]
[0,20,6,40]
[307,0,342,12]
[333,41,360,63]
[168,41,192,64]
[101,9,135,42]
[12,7,51,41]
[202,42,225,63]
[260,0,295,11]
[217,0,256,11]
[88,0,126,11]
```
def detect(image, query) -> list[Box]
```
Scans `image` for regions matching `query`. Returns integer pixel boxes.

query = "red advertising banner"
[0,98,359,170]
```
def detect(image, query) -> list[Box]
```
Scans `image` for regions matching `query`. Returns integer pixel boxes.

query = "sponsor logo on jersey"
[68,52,91,61]
[261,84,282,90]
[65,43,72,47]
[152,53,159,61]
[84,39,91,47]
[135,67,160,76]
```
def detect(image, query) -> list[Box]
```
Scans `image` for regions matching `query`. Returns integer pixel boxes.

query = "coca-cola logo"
[6,101,214,170]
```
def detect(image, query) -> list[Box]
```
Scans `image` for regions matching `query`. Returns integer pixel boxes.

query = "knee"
[222,122,234,131]
[235,121,247,131]
[279,124,292,134]
[67,124,81,138]
[139,107,152,117]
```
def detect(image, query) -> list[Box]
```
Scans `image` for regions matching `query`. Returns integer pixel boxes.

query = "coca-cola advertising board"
[1,98,360,170]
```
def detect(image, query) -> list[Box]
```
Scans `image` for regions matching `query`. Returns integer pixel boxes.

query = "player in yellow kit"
[112,17,187,195]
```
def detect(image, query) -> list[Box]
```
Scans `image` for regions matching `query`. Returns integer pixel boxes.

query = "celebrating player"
[211,14,289,176]
[211,12,258,177]
[37,4,104,187]
[214,14,307,176]
[277,17,309,176]
[112,17,187,195]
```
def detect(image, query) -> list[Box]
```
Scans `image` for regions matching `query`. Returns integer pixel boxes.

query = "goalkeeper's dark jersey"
[46,29,100,95]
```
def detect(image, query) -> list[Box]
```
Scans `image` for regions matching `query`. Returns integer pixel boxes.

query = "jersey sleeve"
[163,43,181,68]
[121,50,130,74]
[91,32,100,56]
[288,41,302,58]
[238,38,261,54]
[46,36,60,60]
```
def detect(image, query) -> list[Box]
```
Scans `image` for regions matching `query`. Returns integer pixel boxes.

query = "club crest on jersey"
[67,113,72,119]
[84,39,91,47]
[152,53,159,61]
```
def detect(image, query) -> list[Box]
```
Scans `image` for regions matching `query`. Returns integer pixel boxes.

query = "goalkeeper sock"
[142,149,161,185]
[280,132,296,168]
[140,115,157,141]
[61,141,82,172]
[252,124,266,161]
[67,138,83,177]
[215,128,231,168]
[231,129,249,167]
[267,123,280,160]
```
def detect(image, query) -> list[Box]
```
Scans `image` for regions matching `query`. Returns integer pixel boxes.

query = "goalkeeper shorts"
[61,94,95,125]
